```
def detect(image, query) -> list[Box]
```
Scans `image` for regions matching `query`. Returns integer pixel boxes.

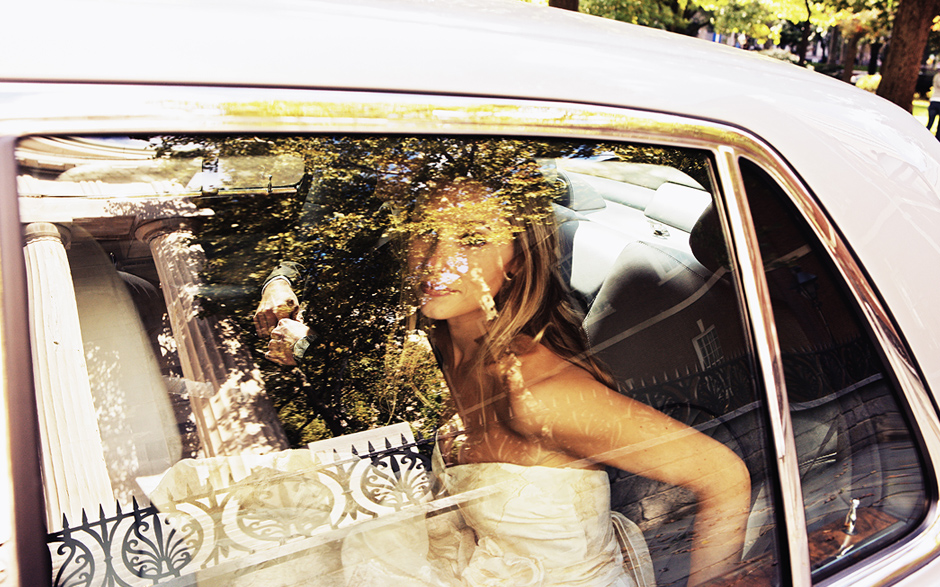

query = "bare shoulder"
[503,343,625,438]
[517,344,615,397]
[507,342,687,435]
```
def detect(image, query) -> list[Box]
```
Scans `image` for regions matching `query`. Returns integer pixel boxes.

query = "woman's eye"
[413,228,437,243]
[460,233,487,247]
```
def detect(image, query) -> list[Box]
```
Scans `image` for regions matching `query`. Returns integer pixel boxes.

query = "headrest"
[688,202,729,273]
[643,183,712,232]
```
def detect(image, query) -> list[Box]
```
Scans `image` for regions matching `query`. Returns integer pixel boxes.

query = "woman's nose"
[425,240,467,274]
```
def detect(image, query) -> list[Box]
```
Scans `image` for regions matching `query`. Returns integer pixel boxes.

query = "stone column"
[23,222,114,528]
[136,219,288,456]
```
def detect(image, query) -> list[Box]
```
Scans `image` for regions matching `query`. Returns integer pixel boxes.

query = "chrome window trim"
[713,146,811,585]
[0,81,937,587]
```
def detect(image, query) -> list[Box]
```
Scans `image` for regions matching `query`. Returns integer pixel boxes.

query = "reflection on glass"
[20,136,781,587]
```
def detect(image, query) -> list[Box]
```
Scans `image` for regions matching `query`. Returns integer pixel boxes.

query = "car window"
[739,158,928,579]
[19,135,782,587]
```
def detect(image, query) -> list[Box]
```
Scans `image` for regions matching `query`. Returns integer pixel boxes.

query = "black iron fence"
[47,433,434,587]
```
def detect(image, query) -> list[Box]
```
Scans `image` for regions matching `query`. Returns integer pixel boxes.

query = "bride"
[263,174,751,587]
[349,176,749,587]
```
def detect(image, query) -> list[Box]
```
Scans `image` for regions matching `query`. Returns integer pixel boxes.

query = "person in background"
[926,70,940,139]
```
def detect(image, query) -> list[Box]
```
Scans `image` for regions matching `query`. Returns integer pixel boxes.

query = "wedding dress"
[342,458,651,587]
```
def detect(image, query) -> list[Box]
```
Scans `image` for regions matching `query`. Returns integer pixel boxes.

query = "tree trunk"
[842,33,862,83]
[798,21,811,65]
[868,41,883,75]
[828,28,842,65]
[549,0,579,10]
[797,0,812,65]
[876,0,940,111]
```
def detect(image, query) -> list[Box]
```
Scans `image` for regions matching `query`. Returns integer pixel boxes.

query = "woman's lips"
[421,282,456,297]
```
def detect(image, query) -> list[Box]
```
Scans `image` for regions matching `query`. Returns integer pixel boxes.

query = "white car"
[2,1,940,587]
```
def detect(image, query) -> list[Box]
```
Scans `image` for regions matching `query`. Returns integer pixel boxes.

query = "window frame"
[717,147,940,587]
[0,81,937,587]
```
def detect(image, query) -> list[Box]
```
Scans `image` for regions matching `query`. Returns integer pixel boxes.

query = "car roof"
[5,0,940,388]
[2,0,937,197]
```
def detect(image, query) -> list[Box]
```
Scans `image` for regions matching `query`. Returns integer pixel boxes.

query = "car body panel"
[3,0,940,404]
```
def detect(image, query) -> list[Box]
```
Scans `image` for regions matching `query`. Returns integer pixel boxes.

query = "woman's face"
[408,186,517,323]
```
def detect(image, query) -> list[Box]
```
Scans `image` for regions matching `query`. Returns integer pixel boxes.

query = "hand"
[254,279,299,337]
[265,318,310,366]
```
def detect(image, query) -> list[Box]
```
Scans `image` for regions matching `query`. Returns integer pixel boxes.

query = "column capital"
[135,218,193,244]
[24,222,71,248]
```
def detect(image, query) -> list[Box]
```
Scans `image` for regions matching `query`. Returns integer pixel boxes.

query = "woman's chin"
[419,296,474,322]
[419,304,451,321]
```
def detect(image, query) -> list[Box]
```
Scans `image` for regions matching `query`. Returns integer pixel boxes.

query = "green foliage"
[151,135,710,446]
[707,0,779,42]
[579,0,820,44]
[854,72,882,91]
[581,0,700,33]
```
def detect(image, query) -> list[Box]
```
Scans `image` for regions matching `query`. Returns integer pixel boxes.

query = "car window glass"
[20,135,780,587]
[739,158,928,579]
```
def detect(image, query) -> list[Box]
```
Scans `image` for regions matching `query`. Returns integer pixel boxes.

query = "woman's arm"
[508,362,751,587]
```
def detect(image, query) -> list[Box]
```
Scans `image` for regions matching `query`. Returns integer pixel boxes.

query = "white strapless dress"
[342,461,642,587]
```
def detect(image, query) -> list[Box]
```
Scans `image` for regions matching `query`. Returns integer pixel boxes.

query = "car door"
[0,83,935,587]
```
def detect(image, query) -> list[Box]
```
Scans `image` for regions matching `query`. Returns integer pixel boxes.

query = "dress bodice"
[439,462,631,587]
[342,458,636,587]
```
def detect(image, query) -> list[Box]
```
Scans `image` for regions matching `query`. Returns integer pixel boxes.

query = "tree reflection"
[151,135,709,446]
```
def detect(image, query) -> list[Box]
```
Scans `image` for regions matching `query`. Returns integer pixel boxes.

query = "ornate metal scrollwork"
[629,353,754,425]
[121,506,202,582]
[50,524,95,587]
[782,337,877,403]
[627,336,876,425]
[47,433,434,586]
[47,500,202,587]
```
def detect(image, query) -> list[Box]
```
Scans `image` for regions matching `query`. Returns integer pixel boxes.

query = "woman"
[265,172,751,586]
[352,176,750,587]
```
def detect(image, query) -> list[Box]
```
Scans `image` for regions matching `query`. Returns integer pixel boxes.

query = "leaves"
[153,134,708,445]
